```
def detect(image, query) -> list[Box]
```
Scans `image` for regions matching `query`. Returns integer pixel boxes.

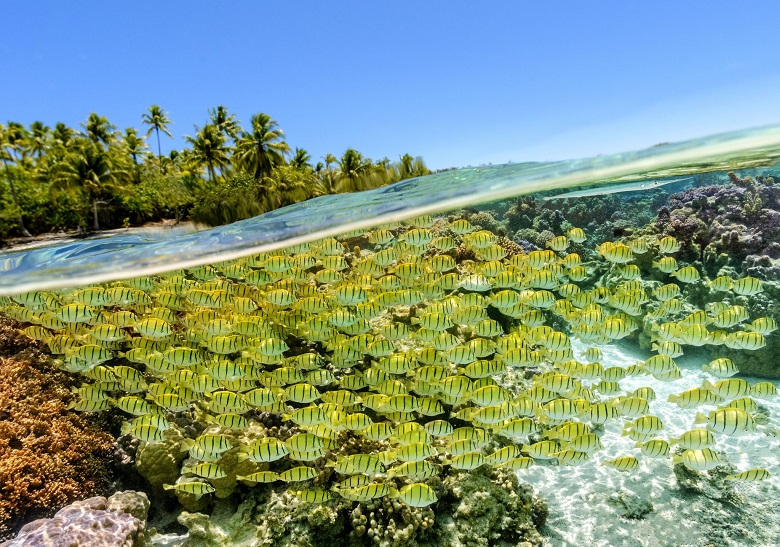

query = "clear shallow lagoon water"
[3,125,780,546]
[530,342,780,547]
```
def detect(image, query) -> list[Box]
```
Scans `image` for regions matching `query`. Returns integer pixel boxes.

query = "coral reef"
[0,318,116,540]
[463,211,503,234]
[658,172,780,269]
[0,491,149,547]
[606,171,780,377]
[171,465,545,547]
[431,466,545,546]
[134,427,189,499]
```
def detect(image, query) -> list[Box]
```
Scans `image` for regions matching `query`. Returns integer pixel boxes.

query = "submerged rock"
[0,491,149,547]
[672,459,743,506]
[607,490,653,520]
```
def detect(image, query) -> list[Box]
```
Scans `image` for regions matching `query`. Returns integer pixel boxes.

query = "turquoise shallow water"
[2,125,780,295]
[3,125,780,546]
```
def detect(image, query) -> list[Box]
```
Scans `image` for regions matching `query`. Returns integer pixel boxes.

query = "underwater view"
[2,126,780,546]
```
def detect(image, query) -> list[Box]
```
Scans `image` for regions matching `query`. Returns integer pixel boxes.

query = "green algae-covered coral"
[135,427,188,495]
[433,467,545,546]
[175,465,545,547]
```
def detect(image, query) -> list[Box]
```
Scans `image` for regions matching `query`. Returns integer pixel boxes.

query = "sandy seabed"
[524,342,780,547]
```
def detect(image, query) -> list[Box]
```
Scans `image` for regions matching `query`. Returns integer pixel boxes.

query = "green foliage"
[189,166,326,226]
[189,173,267,226]
[0,167,86,237]
[334,148,373,192]
[0,107,431,241]
[119,170,198,224]
[209,105,241,142]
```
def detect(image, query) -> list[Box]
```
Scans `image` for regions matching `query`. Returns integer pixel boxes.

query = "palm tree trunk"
[2,158,31,237]
[92,198,100,231]
[155,127,163,172]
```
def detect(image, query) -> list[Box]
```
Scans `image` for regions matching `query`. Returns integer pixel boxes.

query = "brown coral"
[0,318,116,540]
[496,236,525,257]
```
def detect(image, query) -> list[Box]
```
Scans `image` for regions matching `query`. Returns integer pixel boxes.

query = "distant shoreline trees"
[0,107,433,243]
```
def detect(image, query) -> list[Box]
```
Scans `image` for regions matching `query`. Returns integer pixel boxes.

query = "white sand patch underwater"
[522,341,780,547]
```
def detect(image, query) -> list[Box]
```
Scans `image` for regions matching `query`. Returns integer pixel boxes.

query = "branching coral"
[0,318,115,540]
[465,211,503,234]
[661,172,780,266]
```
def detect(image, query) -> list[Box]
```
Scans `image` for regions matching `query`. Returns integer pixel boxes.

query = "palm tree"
[233,113,289,179]
[396,153,430,180]
[141,105,173,168]
[289,148,311,171]
[261,165,325,211]
[54,142,120,231]
[82,113,116,148]
[52,122,74,147]
[185,124,229,183]
[3,122,30,168]
[318,153,338,193]
[174,148,205,180]
[27,121,50,159]
[122,128,147,184]
[335,148,372,193]
[323,153,337,171]
[42,122,75,169]
[0,123,32,236]
[123,128,147,166]
[209,105,241,142]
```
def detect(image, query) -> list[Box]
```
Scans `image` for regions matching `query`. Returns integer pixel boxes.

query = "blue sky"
[3,1,780,170]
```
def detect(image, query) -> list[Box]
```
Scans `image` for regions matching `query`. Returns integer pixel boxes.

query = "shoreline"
[0,220,200,254]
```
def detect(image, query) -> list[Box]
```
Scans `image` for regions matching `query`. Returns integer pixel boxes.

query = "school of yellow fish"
[1,215,776,505]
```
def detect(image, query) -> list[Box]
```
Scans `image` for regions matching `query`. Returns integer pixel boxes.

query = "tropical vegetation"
[0,106,432,243]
